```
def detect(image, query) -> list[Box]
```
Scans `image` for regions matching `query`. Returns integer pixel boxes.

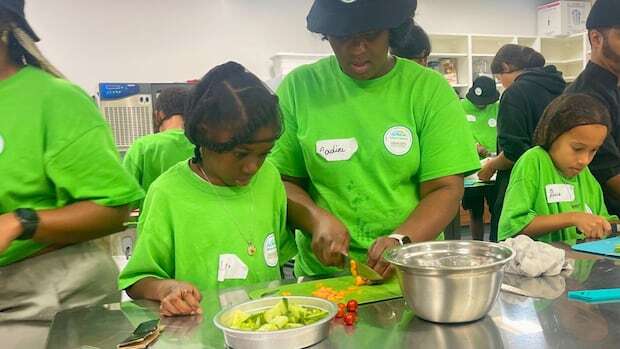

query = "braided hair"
[185,61,282,162]
[0,10,63,78]
[491,44,545,74]
[534,93,611,151]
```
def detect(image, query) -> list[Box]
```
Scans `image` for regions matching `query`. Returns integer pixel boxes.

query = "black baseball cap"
[0,0,40,42]
[466,76,500,106]
[586,0,620,30]
[307,0,417,37]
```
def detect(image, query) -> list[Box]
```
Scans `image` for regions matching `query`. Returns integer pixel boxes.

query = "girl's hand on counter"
[159,281,203,317]
[0,212,22,253]
[367,236,399,278]
[310,210,350,267]
[572,213,611,240]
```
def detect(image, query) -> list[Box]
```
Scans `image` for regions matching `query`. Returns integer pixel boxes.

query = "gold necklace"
[196,163,258,256]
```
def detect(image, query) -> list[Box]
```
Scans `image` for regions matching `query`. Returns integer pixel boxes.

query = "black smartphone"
[117,319,160,347]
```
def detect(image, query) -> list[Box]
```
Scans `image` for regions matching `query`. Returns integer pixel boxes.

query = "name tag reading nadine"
[316,138,358,161]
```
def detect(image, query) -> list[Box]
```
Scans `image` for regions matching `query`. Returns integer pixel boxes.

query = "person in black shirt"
[479,44,566,241]
[564,0,620,216]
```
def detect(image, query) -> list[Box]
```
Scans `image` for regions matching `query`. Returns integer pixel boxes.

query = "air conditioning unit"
[97,82,190,152]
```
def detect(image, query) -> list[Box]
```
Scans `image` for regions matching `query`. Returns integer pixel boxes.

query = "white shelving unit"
[270,32,590,95]
[429,34,533,96]
[540,32,589,82]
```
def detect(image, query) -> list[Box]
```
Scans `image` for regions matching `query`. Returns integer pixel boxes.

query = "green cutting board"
[249,276,403,305]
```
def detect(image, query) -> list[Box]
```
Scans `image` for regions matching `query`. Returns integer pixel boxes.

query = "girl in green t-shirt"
[499,94,617,244]
[119,62,296,317]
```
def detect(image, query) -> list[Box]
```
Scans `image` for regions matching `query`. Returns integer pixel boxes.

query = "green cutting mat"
[249,276,403,305]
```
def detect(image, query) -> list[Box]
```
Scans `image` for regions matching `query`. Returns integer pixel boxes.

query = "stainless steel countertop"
[46,248,620,349]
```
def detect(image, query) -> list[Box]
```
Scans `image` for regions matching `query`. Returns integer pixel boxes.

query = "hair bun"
[216,61,247,76]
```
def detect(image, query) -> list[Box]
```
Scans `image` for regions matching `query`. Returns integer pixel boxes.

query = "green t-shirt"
[269,56,480,276]
[499,146,617,245]
[0,66,144,266]
[122,128,194,210]
[117,160,297,292]
[461,98,499,154]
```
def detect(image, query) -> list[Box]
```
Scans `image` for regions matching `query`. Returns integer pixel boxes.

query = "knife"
[576,221,620,242]
[610,222,620,237]
[343,253,384,284]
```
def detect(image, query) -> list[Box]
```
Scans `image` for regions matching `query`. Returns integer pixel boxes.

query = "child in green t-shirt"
[118,62,296,317]
[461,76,500,241]
[499,94,617,245]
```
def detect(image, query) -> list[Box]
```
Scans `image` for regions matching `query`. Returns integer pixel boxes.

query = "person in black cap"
[269,0,480,278]
[565,0,620,216]
[0,1,143,348]
[390,22,431,66]
[478,44,566,241]
[461,76,500,241]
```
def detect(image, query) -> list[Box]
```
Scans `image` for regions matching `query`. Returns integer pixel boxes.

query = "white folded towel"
[499,235,573,277]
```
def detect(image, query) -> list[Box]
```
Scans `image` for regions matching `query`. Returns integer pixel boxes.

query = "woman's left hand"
[478,159,496,182]
[367,236,400,278]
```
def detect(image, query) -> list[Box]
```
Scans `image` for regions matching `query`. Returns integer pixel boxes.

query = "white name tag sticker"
[545,184,575,204]
[217,254,249,282]
[316,138,358,161]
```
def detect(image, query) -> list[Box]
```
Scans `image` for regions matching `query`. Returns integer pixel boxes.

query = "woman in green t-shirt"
[499,94,617,244]
[269,0,480,278]
[118,62,296,317]
[0,3,144,348]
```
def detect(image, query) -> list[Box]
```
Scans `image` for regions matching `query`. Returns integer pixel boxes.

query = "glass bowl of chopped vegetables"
[213,296,337,349]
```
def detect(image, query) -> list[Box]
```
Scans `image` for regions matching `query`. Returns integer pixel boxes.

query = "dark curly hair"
[534,93,611,150]
[154,86,192,120]
[389,22,431,61]
[185,61,282,162]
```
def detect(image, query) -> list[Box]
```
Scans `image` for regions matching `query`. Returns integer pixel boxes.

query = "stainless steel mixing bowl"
[384,240,514,323]
[213,296,337,349]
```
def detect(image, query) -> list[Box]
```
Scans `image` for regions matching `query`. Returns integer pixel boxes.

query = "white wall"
[26,0,550,94]
[417,0,550,35]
